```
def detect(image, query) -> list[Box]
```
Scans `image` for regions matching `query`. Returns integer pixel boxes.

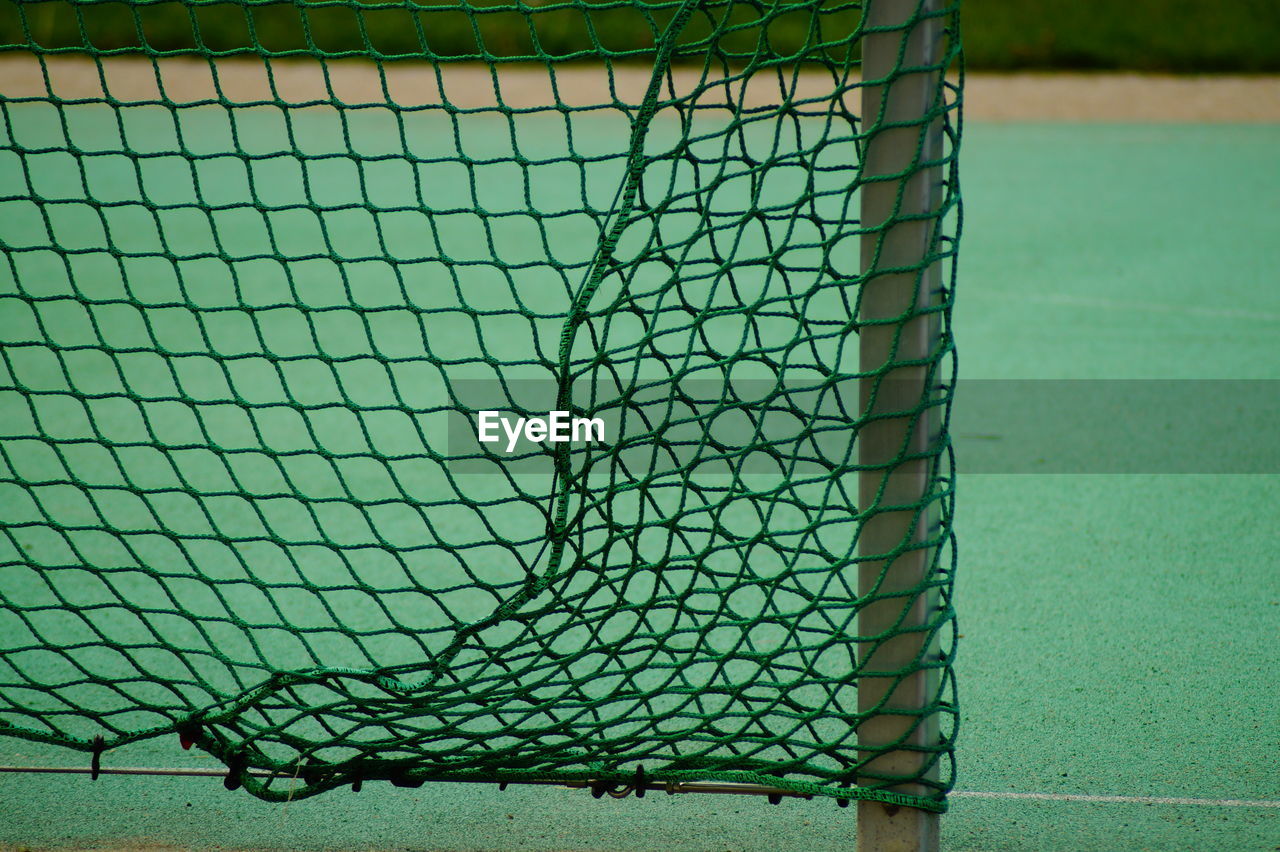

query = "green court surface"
[2,120,1279,850]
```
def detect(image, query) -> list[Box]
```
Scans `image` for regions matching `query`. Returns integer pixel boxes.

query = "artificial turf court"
[2,74,1279,850]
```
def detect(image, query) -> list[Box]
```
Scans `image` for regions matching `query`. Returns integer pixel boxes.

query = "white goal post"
[857,0,952,850]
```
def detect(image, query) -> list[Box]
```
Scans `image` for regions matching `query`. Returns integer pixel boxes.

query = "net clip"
[836,782,851,808]
[177,721,200,751]
[590,765,647,800]
[299,758,330,786]
[90,735,105,781]
[224,753,246,790]
[390,774,424,789]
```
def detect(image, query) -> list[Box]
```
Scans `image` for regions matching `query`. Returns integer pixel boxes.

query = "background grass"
[961,0,1280,72]
[2,0,1279,72]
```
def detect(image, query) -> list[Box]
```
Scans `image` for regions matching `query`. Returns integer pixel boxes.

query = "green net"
[0,0,960,812]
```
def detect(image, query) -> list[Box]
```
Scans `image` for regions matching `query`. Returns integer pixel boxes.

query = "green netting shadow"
[0,0,960,813]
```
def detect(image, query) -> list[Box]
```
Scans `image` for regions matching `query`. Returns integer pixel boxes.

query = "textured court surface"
[2,119,1278,850]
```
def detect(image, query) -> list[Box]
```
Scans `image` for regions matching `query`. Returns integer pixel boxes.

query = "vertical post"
[857,1,947,851]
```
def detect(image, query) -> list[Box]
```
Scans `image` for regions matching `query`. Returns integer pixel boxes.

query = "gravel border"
[2,56,1278,121]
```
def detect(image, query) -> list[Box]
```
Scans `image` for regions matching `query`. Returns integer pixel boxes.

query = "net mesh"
[0,0,960,811]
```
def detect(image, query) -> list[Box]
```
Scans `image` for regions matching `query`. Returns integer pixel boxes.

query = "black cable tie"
[90,735,104,781]
[634,765,646,799]
[498,781,508,791]
[224,754,246,791]
[351,776,362,793]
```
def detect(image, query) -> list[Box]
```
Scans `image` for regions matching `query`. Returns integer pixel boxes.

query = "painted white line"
[953,791,1280,808]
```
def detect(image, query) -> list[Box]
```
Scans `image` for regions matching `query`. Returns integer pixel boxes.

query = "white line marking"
[953,791,1280,807]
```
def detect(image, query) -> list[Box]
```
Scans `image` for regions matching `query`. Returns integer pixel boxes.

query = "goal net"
[0,0,960,811]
